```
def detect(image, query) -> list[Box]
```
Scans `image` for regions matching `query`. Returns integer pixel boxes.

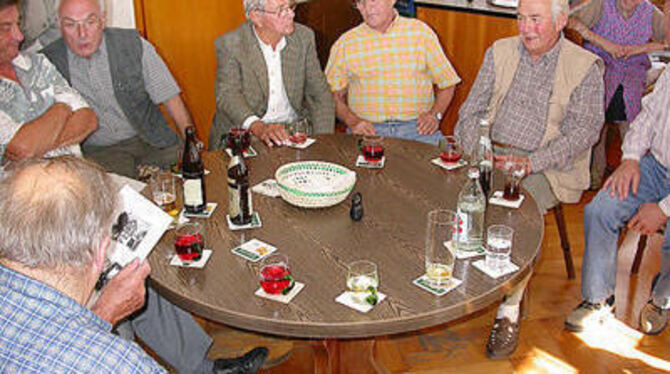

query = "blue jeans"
[582,154,670,309]
[348,120,444,145]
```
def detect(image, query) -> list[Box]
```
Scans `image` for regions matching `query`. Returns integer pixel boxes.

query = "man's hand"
[250,121,289,147]
[493,154,532,175]
[602,40,627,59]
[90,259,151,326]
[417,111,440,136]
[603,159,640,200]
[628,203,668,235]
[351,120,376,136]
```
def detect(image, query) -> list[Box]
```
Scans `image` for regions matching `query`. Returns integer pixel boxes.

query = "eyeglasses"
[60,14,102,32]
[256,2,297,18]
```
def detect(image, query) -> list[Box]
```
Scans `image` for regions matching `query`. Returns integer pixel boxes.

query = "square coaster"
[356,155,385,169]
[226,212,262,231]
[225,146,258,159]
[230,239,277,262]
[286,138,316,149]
[181,202,218,219]
[489,190,525,209]
[335,290,387,313]
[472,259,519,279]
[251,179,281,198]
[431,158,468,171]
[412,275,462,296]
[444,240,486,259]
[169,249,213,268]
[255,282,305,304]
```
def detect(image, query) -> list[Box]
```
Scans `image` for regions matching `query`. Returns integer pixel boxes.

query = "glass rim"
[175,221,203,234]
[487,224,514,236]
[427,209,457,224]
[347,259,377,274]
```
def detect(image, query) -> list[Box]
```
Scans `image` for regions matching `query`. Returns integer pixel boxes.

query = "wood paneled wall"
[134,0,246,146]
[417,7,518,134]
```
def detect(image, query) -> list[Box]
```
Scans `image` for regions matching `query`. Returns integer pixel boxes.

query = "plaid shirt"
[455,38,604,172]
[0,265,166,374]
[325,14,461,123]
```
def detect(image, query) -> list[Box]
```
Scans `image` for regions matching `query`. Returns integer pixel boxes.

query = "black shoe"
[213,347,268,374]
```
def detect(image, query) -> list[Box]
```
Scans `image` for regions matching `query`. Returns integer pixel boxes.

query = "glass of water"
[346,260,378,305]
[425,209,457,286]
[486,225,514,272]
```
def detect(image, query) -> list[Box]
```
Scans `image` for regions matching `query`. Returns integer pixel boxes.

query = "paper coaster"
[230,239,278,262]
[225,146,258,159]
[412,275,462,296]
[444,240,486,259]
[255,282,305,304]
[489,191,525,209]
[173,169,211,179]
[335,291,387,313]
[431,158,468,171]
[180,202,218,219]
[226,212,262,230]
[169,249,213,268]
[356,155,386,169]
[286,138,316,149]
[472,259,519,279]
[251,179,281,198]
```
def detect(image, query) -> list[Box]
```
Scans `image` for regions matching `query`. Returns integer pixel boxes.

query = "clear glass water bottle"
[455,168,486,252]
[475,119,493,197]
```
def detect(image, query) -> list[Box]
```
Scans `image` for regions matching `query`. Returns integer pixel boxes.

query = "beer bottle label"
[184,179,204,206]
[228,183,241,218]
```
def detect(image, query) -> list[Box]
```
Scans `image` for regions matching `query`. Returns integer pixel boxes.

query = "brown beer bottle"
[182,126,207,214]
[227,136,253,225]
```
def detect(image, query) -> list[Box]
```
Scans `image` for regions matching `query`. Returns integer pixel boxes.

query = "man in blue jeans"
[565,65,670,335]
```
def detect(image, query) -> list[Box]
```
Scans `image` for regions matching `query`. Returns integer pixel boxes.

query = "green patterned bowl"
[275,161,357,208]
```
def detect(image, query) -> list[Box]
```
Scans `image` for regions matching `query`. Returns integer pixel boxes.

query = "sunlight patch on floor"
[516,348,578,374]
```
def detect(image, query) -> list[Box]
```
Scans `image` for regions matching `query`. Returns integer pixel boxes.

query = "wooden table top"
[148,134,544,339]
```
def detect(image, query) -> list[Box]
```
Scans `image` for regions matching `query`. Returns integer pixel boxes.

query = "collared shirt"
[242,29,298,130]
[570,0,666,41]
[622,63,670,215]
[0,52,87,165]
[0,265,166,373]
[325,14,461,123]
[455,37,604,172]
[69,35,181,147]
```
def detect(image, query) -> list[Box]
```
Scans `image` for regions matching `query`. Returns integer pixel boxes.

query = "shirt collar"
[362,10,400,35]
[252,26,287,53]
[519,33,563,65]
[12,53,32,71]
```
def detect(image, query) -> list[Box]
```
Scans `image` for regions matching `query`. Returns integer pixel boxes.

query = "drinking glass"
[486,225,513,272]
[174,222,205,263]
[150,171,177,213]
[425,209,457,286]
[258,253,294,295]
[346,260,379,304]
[438,136,463,164]
[227,128,251,152]
[288,117,311,144]
[502,160,525,201]
[360,135,385,163]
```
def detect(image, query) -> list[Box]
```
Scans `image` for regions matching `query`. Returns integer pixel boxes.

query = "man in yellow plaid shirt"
[325,0,460,144]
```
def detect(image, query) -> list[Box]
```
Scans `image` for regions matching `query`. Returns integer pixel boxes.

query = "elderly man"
[41,0,194,178]
[565,66,670,336]
[454,0,604,359]
[325,0,460,144]
[0,156,164,373]
[0,0,96,171]
[210,0,334,149]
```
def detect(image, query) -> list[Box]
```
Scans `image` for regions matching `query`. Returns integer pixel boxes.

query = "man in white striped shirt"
[566,65,670,335]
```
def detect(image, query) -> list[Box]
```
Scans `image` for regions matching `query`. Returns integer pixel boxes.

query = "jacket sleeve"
[302,29,335,134]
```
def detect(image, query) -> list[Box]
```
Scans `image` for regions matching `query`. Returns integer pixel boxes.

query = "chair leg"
[631,234,647,275]
[553,204,576,279]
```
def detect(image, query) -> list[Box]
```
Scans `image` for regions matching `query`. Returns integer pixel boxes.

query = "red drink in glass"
[440,151,462,164]
[259,264,293,294]
[174,232,203,262]
[362,145,384,163]
[289,133,307,144]
[228,128,250,152]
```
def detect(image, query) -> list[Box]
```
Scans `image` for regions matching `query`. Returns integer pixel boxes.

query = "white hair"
[243,0,267,18]
[551,0,569,22]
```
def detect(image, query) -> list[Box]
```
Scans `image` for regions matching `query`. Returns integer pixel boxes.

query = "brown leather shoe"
[486,317,520,359]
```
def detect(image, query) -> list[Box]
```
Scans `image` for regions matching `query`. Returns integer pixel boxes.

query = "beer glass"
[174,222,205,263]
[486,225,513,272]
[502,160,525,201]
[360,135,384,163]
[289,117,311,144]
[258,253,294,295]
[425,209,457,286]
[227,128,251,152]
[150,171,177,213]
[438,136,463,164]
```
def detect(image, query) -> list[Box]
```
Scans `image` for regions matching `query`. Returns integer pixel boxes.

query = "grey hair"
[551,0,569,22]
[243,0,267,18]
[0,156,118,269]
[57,0,107,16]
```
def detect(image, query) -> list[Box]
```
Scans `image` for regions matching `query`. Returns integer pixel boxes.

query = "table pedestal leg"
[312,338,388,374]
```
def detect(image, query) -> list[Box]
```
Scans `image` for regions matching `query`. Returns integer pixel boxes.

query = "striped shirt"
[325,14,460,123]
[622,63,670,215]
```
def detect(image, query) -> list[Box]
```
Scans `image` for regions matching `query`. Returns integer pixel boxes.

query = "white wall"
[105,0,135,29]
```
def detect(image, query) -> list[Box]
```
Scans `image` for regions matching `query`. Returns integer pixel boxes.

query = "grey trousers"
[116,287,213,374]
[83,136,180,178]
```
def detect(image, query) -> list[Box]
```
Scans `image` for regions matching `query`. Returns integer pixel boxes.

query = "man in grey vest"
[41,1,268,373]
[42,0,192,179]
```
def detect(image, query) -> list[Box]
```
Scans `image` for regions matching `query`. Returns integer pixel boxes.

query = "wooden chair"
[631,228,665,274]
[551,203,576,279]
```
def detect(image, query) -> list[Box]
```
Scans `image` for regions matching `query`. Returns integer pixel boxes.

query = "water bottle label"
[479,136,491,150]
[455,210,469,243]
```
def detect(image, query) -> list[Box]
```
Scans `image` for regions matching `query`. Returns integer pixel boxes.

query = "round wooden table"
[148,134,544,372]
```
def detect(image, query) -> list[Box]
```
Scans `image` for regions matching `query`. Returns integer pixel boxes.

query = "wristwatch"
[434,112,443,121]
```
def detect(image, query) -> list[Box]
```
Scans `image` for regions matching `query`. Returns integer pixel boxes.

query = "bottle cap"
[467,168,480,179]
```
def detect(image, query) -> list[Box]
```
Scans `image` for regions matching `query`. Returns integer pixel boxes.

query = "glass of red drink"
[360,135,385,163]
[174,222,205,263]
[502,161,525,201]
[288,118,311,144]
[227,128,251,152]
[439,136,462,164]
[258,254,294,295]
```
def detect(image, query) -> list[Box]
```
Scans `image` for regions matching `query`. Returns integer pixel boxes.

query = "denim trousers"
[348,120,444,145]
[582,154,670,309]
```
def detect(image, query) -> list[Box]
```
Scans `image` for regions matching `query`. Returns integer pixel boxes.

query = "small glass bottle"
[182,126,206,214]
[475,118,493,197]
[455,168,486,252]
